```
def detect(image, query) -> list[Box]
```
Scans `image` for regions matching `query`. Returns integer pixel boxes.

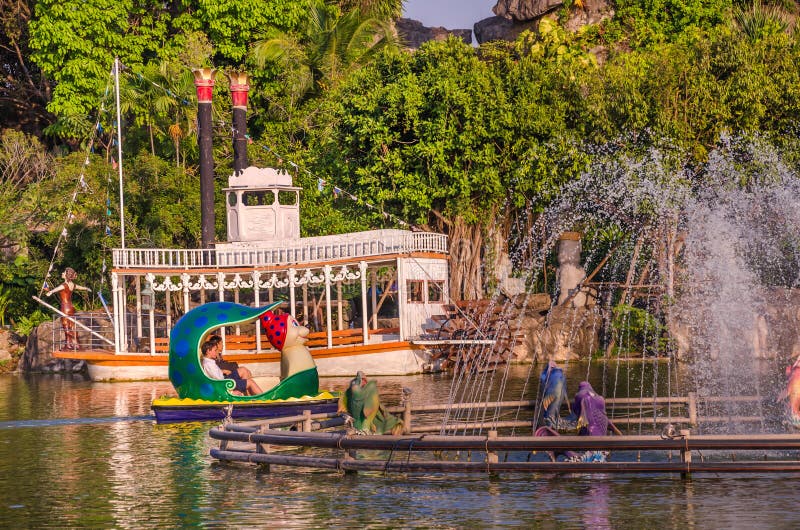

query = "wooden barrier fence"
[209,394,785,476]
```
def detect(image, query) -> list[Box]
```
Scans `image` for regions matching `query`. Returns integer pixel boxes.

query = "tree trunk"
[447,216,483,301]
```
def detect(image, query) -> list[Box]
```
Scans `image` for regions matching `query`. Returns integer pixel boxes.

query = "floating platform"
[208,397,800,476]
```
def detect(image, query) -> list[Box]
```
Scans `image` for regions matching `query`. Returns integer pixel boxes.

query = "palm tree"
[332,0,405,21]
[733,0,792,42]
[251,1,399,106]
[122,61,202,168]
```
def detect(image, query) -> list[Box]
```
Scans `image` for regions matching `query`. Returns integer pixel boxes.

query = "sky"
[402,0,496,31]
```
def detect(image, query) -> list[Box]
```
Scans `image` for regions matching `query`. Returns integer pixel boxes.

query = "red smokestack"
[193,67,217,249]
[227,71,249,175]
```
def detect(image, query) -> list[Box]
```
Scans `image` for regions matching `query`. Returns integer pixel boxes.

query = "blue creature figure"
[539,360,571,429]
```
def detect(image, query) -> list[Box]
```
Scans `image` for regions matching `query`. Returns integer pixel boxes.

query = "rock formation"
[396,18,472,50]
[474,16,537,44]
[670,286,800,361]
[20,320,85,373]
[527,306,603,362]
[493,0,564,21]
[475,0,614,44]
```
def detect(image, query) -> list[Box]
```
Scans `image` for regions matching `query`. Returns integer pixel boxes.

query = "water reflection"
[582,482,610,529]
[1,369,798,527]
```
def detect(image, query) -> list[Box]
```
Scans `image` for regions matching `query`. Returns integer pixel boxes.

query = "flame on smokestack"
[227,71,250,175]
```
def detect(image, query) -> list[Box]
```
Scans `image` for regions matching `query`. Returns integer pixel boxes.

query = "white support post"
[337,281,343,331]
[370,270,378,330]
[397,258,405,341]
[182,273,190,314]
[148,304,156,356]
[253,271,262,352]
[324,265,333,348]
[111,272,121,354]
[360,261,368,345]
[135,276,143,347]
[234,287,240,334]
[165,287,172,331]
[302,283,308,325]
[119,274,128,352]
[217,272,226,345]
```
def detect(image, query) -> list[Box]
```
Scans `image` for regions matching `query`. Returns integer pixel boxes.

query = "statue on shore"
[45,267,91,350]
[338,371,403,435]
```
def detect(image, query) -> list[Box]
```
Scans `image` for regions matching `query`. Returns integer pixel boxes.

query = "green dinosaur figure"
[338,371,403,435]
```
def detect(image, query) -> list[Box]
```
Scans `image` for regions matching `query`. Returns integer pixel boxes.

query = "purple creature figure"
[779,357,800,428]
[534,426,578,461]
[572,381,612,436]
[533,382,618,463]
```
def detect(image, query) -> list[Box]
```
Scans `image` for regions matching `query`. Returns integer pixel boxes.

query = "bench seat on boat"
[153,327,400,353]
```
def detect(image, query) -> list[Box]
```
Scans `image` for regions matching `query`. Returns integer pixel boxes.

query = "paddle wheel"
[425,300,521,372]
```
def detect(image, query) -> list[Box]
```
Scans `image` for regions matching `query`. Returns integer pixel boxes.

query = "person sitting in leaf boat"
[208,334,255,381]
[200,339,263,396]
[45,267,91,350]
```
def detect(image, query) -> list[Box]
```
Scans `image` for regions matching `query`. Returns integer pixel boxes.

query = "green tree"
[28,0,311,139]
[332,0,404,20]
[0,0,52,135]
[250,0,399,108]
[311,39,520,298]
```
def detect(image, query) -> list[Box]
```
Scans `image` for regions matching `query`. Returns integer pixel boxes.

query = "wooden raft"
[209,394,795,476]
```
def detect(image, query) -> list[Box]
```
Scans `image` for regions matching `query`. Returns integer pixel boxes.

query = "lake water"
[1,364,798,528]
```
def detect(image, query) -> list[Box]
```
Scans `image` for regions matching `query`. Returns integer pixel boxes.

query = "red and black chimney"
[193,68,217,249]
[227,71,250,175]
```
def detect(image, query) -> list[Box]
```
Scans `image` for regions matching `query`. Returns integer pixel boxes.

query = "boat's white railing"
[112,229,448,269]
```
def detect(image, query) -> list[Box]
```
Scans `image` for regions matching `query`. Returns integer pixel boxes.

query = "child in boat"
[201,340,263,396]
[208,334,255,381]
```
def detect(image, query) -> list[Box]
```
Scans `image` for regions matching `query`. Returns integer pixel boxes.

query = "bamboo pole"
[209,429,800,453]
[486,430,498,464]
[680,429,691,479]
[32,296,114,346]
[210,449,800,475]
[403,400,412,435]
[688,392,698,426]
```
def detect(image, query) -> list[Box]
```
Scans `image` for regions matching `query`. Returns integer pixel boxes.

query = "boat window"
[407,280,424,303]
[278,190,298,205]
[227,192,237,207]
[242,191,275,206]
[428,280,445,303]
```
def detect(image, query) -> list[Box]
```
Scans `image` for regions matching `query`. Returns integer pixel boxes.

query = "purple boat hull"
[152,398,339,423]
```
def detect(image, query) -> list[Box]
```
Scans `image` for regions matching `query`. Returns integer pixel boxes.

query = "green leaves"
[28,0,312,139]
[250,0,398,107]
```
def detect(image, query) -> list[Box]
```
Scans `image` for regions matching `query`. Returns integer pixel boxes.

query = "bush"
[13,309,50,338]
[611,303,669,356]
